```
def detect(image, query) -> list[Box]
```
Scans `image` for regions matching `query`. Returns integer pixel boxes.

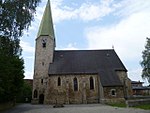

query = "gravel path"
[2,104,150,113]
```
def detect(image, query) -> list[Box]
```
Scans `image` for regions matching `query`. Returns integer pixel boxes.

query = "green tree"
[0,0,41,103]
[0,0,41,38]
[141,37,150,84]
[17,81,32,103]
[0,37,24,103]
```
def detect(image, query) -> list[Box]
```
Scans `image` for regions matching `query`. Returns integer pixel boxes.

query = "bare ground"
[2,104,150,113]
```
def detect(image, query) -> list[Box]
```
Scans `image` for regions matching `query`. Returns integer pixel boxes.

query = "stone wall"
[103,86,124,99]
[45,74,100,104]
[32,71,129,104]
[32,35,54,103]
[102,86,125,104]
[116,71,133,97]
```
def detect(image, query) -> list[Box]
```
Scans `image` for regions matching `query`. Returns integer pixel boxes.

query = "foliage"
[134,104,150,110]
[0,56,24,103]
[0,37,24,103]
[141,37,150,84]
[0,0,41,103]
[17,81,32,103]
[107,103,126,108]
[0,36,22,56]
[0,0,41,38]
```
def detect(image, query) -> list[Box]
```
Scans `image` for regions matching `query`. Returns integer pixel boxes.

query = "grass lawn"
[133,104,150,110]
[107,103,127,108]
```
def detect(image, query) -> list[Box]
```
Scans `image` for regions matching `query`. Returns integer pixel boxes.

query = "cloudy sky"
[21,0,150,85]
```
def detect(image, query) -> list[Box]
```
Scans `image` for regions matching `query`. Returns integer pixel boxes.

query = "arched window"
[90,77,94,90]
[111,89,116,96]
[58,77,61,86]
[34,90,38,98]
[74,77,78,91]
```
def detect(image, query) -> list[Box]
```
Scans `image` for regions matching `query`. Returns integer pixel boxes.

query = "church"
[32,0,132,104]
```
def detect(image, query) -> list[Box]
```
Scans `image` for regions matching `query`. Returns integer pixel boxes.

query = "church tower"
[32,0,55,104]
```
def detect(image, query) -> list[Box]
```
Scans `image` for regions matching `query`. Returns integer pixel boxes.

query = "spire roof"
[37,0,55,38]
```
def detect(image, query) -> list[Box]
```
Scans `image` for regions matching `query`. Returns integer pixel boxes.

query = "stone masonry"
[45,74,99,104]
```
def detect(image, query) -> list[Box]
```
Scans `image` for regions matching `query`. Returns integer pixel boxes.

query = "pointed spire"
[37,0,55,39]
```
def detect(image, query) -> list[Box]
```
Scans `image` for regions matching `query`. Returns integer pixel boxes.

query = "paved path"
[2,104,149,113]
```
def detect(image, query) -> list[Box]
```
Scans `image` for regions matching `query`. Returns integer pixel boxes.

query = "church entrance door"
[39,94,44,104]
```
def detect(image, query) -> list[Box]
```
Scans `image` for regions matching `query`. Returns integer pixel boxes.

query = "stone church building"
[32,0,132,104]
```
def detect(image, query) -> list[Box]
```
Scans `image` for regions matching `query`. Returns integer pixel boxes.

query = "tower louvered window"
[42,39,47,48]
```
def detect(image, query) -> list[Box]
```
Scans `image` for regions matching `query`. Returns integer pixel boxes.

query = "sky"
[21,0,150,85]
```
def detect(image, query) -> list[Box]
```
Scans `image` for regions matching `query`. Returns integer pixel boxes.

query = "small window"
[90,77,94,90]
[42,39,46,48]
[34,90,38,98]
[74,77,78,91]
[58,77,61,86]
[41,79,43,84]
[111,89,116,96]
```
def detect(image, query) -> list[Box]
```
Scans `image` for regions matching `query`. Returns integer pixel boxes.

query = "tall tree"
[0,0,41,103]
[141,37,150,84]
[0,37,24,103]
[0,0,41,38]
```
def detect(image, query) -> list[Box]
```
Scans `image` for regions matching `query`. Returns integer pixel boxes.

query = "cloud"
[128,68,149,86]
[20,41,35,53]
[53,0,114,22]
[78,0,115,22]
[24,71,33,79]
[34,0,118,23]
[51,0,150,23]
[24,56,34,59]
[115,0,150,17]
[58,43,78,50]
[85,10,150,61]
[34,0,150,25]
